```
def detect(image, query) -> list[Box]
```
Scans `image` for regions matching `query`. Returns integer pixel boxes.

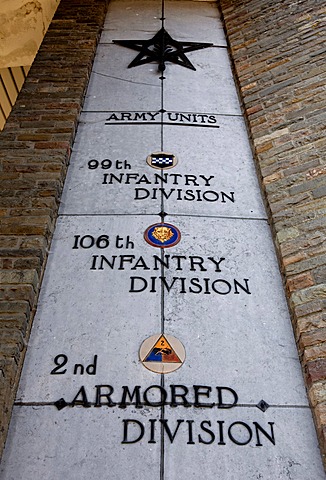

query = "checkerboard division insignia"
[146,152,178,170]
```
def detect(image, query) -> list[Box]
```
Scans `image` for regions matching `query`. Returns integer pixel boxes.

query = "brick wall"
[219,0,326,467]
[0,0,325,469]
[0,0,108,458]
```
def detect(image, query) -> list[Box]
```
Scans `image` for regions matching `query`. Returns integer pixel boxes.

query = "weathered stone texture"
[219,0,326,467]
[0,0,108,459]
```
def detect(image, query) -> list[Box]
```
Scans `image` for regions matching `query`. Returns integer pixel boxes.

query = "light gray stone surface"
[0,407,161,480]
[163,47,241,115]
[154,215,308,405]
[2,406,324,480]
[2,0,323,477]
[16,215,306,406]
[162,121,266,218]
[100,0,226,47]
[83,44,161,112]
[83,48,238,115]
[163,406,325,479]
[59,120,162,215]
[16,215,162,402]
[100,0,161,43]
[164,0,227,46]
[60,115,266,218]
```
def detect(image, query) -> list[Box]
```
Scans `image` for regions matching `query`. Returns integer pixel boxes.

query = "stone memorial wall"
[0,0,325,477]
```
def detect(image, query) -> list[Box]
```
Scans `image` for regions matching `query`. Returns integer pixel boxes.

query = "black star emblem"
[113,28,213,72]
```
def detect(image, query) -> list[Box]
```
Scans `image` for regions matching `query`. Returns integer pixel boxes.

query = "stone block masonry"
[219,0,326,467]
[0,0,109,459]
[0,0,325,472]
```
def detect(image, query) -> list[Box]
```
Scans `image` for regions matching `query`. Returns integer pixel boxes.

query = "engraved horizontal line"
[104,121,221,128]
[58,213,268,222]
[82,110,242,118]
[13,401,310,409]
[93,71,159,87]
[168,111,242,118]
[161,213,268,222]
[58,213,159,217]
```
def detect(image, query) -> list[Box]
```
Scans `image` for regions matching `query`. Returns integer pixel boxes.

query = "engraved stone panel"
[60,121,162,215]
[15,215,162,402]
[163,407,325,479]
[163,47,241,115]
[0,407,161,480]
[164,0,227,46]
[162,122,266,218]
[1,0,324,477]
[100,0,162,43]
[83,45,161,112]
[60,116,266,218]
[160,215,307,404]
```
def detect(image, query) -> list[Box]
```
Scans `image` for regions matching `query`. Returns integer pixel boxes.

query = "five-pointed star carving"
[113,28,213,72]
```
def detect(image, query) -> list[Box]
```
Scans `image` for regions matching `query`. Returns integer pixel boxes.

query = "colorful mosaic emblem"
[146,152,178,170]
[140,334,186,373]
[144,223,181,248]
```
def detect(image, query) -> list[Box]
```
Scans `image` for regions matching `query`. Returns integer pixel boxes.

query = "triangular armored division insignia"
[144,335,182,363]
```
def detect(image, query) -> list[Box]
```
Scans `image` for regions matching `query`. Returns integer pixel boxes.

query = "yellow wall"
[0,1,59,128]
[0,0,60,68]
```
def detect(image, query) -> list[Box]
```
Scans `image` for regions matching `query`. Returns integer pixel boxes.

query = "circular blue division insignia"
[144,223,181,248]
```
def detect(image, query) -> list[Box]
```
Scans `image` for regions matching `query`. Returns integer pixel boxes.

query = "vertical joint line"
[160,0,165,151]
[161,0,165,28]
[160,4,166,480]
[160,375,165,480]
[160,82,164,151]
[160,247,165,335]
